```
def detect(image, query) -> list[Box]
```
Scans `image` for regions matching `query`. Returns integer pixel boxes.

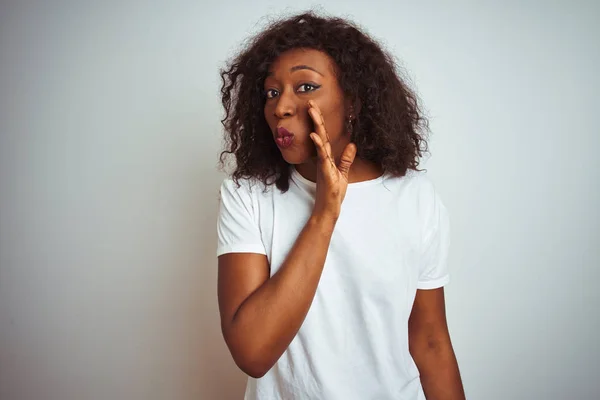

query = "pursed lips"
[275,126,295,148]
[276,126,294,138]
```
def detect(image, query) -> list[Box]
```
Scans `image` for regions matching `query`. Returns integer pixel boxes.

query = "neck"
[294,157,383,184]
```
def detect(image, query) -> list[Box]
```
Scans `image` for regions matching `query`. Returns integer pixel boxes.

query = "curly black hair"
[219,11,429,192]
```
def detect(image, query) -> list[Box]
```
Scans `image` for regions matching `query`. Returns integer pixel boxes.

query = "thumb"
[337,143,357,179]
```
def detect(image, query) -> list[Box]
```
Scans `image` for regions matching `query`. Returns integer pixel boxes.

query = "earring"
[346,115,354,135]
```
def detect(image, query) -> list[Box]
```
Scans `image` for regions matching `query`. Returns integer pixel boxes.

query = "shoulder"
[383,169,447,222]
[220,176,251,194]
[219,176,276,203]
[384,169,439,200]
[408,170,440,204]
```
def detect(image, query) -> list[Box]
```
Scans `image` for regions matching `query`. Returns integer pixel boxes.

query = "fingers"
[309,132,329,162]
[308,101,356,178]
[338,143,357,179]
[308,101,332,157]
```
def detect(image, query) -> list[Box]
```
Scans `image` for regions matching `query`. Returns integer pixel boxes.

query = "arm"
[218,213,335,378]
[218,100,357,378]
[409,287,465,400]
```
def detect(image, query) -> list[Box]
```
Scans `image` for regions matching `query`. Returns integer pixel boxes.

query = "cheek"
[316,97,346,135]
[323,109,345,137]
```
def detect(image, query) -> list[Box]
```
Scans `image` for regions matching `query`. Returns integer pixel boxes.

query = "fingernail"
[308,100,314,107]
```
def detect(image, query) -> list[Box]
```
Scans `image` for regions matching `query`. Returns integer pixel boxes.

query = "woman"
[216,11,465,400]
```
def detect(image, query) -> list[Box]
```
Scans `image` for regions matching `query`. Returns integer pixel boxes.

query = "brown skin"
[263,48,383,184]
[410,288,466,399]
[218,49,465,398]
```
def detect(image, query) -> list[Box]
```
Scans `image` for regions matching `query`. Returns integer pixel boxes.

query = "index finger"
[308,100,330,144]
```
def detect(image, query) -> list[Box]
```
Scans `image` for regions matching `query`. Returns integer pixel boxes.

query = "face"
[263,48,351,165]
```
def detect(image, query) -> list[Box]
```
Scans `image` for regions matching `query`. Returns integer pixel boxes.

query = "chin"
[280,152,310,165]
[279,146,314,165]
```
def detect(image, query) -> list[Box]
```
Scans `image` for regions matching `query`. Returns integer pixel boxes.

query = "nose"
[273,90,297,119]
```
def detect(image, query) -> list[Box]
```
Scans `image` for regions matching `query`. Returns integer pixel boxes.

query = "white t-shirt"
[217,167,450,400]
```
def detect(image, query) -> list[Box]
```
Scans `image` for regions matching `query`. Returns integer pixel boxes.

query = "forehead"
[267,48,336,76]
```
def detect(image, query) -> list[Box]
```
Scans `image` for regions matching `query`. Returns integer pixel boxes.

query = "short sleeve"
[417,181,451,290]
[216,179,267,257]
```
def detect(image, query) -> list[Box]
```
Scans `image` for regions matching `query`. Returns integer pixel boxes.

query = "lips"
[275,127,294,149]
[276,127,294,138]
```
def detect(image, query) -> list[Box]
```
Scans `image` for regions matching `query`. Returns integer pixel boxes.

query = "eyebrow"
[267,65,324,77]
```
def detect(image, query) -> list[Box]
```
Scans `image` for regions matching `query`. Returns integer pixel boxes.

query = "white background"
[1,1,598,399]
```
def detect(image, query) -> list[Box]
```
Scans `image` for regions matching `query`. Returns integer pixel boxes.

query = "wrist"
[309,212,338,232]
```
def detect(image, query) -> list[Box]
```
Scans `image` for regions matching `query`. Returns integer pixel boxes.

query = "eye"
[297,83,320,93]
[265,89,279,99]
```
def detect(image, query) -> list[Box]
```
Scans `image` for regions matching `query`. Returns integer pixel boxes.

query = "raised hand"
[307,100,357,221]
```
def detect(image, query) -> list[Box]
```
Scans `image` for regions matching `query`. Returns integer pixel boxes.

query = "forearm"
[411,342,465,400]
[226,213,336,376]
